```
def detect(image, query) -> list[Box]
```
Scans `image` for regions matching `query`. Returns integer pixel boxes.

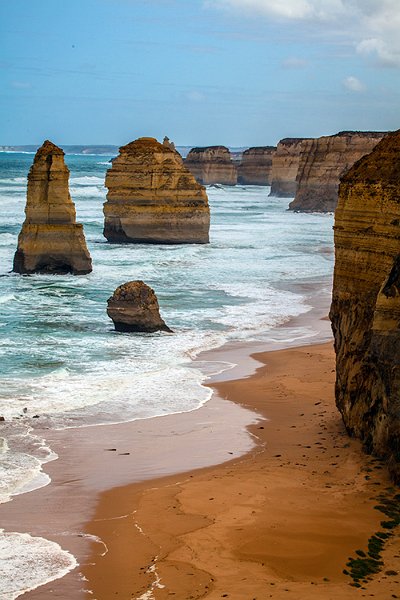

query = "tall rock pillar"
[13,140,92,274]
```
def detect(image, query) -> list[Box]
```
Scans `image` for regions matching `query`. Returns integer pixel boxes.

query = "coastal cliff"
[269,138,309,197]
[184,146,237,186]
[13,140,92,274]
[103,137,210,244]
[329,129,400,482]
[290,131,385,212]
[237,146,276,185]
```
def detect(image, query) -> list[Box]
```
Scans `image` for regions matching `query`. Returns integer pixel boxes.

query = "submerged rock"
[289,131,386,212]
[107,280,172,333]
[329,129,400,482]
[269,138,309,197]
[13,140,92,275]
[103,137,210,244]
[184,146,237,186]
[237,146,276,185]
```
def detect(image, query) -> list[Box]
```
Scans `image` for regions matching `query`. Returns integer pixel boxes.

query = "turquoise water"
[0,153,334,431]
[0,151,334,597]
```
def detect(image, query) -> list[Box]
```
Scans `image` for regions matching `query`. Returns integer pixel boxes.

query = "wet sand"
[80,342,399,599]
[3,339,399,599]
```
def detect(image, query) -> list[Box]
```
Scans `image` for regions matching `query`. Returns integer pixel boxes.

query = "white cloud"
[11,81,31,89]
[282,56,308,69]
[342,75,366,92]
[357,38,400,67]
[205,0,348,21]
[185,90,206,102]
[206,0,400,67]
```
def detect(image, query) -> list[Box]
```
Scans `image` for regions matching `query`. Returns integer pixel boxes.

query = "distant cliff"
[289,131,385,212]
[329,129,400,482]
[184,146,237,186]
[237,146,276,186]
[269,138,309,197]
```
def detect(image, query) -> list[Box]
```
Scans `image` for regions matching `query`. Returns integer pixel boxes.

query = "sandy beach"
[78,342,399,600]
[5,338,398,599]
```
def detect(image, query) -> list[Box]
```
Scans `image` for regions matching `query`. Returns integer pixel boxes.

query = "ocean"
[0,151,334,598]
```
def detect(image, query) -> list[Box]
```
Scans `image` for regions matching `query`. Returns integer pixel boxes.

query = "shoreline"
[80,342,399,600]
[3,280,397,599]
[0,281,335,599]
[12,338,399,599]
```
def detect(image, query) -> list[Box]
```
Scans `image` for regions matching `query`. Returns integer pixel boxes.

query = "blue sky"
[1,0,399,146]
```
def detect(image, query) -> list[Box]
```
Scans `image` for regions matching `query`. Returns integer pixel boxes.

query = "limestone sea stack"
[289,131,386,212]
[237,146,276,185]
[13,140,92,275]
[103,138,210,244]
[329,129,400,482]
[184,146,237,186]
[107,281,172,333]
[269,138,309,197]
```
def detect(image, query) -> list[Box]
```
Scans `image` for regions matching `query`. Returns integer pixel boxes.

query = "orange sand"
[81,343,399,599]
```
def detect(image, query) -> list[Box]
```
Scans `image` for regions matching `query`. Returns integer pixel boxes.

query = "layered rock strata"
[329,130,400,482]
[107,281,172,333]
[269,138,309,197]
[103,138,210,244]
[13,140,92,275]
[237,146,276,185]
[184,146,237,186]
[289,131,385,212]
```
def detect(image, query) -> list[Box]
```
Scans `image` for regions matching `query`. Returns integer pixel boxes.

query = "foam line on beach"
[0,529,77,600]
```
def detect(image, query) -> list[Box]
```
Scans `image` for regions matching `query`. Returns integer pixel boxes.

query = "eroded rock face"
[103,137,210,244]
[107,281,172,333]
[269,138,309,197]
[184,146,237,186]
[329,130,400,482]
[13,140,92,275]
[237,146,276,186]
[289,131,385,212]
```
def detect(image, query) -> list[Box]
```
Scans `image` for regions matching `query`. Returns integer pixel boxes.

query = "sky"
[1,0,399,146]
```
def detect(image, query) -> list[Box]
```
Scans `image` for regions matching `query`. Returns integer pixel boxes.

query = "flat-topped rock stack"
[103,137,210,244]
[289,131,386,212]
[269,138,309,197]
[13,140,92,275]
[184,146,237,186]
[329,129,400,482]
[237,146,276,185]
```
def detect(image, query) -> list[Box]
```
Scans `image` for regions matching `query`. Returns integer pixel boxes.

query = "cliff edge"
[290,131,385,212]
[237,146,276,186]
[329,129,400,482]
[269,138,309,197]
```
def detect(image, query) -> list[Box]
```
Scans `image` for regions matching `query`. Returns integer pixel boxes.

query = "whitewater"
[0,151,334,598]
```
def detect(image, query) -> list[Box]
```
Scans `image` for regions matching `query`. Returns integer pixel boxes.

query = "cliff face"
[103,137,210,244]
[184,146,237,186]
[237,146,276,185]
[13,140,92,275]
[269,138,309,197]
[289,131,385,212]
[329,130,400,482]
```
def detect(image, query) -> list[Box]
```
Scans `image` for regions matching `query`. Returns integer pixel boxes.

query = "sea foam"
[0,530,77,600]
